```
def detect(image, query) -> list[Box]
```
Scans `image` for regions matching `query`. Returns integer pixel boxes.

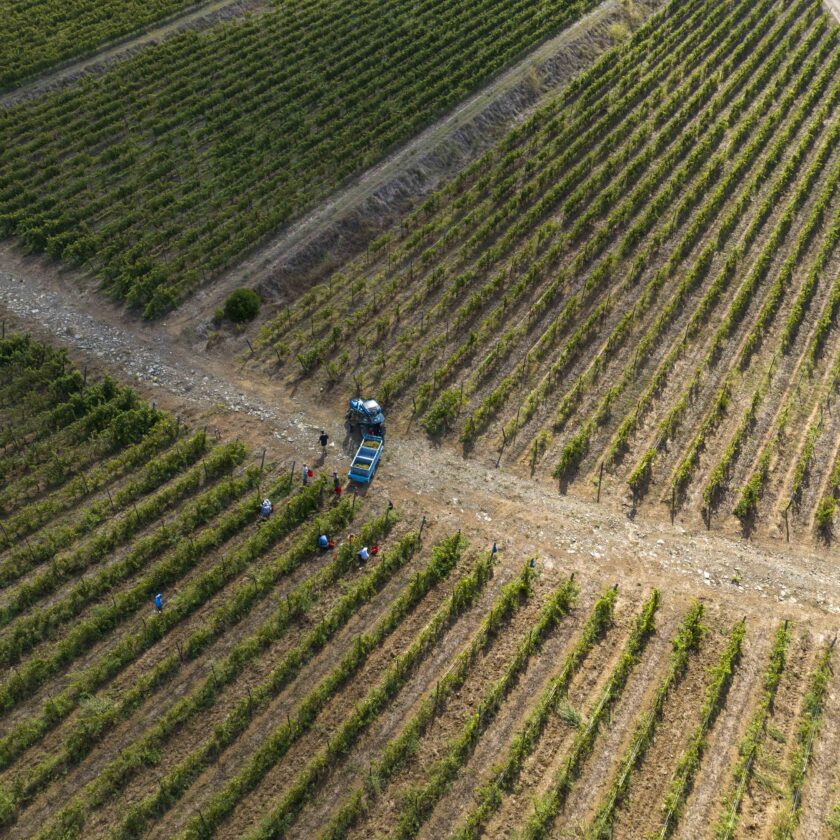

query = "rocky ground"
[2,244,840,635]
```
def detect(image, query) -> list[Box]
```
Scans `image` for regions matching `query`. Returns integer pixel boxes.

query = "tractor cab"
[346,398,386,436]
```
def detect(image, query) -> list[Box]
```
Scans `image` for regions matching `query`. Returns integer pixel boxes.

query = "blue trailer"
[348,434,384,484]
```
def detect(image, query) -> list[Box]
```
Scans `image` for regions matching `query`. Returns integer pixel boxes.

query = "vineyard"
[4,0,840,832]
[2,335,840,838]
[0,0,618,317]
[260,0,840,546]
[0,0,201,90]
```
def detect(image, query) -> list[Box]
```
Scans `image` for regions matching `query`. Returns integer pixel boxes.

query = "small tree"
[223,288,261,323]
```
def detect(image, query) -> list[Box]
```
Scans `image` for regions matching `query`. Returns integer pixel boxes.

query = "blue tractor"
[345,398,386,437]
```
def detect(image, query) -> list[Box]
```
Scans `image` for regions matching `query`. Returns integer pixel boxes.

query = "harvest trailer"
[348,434,384,484]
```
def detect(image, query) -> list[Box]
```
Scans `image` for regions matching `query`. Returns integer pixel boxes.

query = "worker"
[154,592,164,613]
[319,430,329,452]
[333,471,342,497]
[358,545,370,563]
[302,463,310,485]
[318,534,335,550]
[259,498,273,520]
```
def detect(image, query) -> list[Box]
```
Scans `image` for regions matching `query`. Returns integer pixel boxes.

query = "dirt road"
[2,245,840,634]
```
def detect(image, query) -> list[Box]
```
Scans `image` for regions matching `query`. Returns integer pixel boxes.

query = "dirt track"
[2,244,840,638]
[0,0,266,108]
[168,0,663,329]
[3,4,840,837]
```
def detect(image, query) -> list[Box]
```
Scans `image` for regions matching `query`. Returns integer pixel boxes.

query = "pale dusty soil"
[2,5,840,835]
[415,583,600,840]
[733,631,815,840]
[795,657,840,839]
[3,247,840,639]
[549,607,682,836]
[605,618,731,840]
[674,628,772,840]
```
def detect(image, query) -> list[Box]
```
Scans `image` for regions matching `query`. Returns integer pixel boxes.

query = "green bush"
[224,288,261,323]
[422,389,463,437]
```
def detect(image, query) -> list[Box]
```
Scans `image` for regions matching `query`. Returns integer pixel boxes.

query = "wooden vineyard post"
[496,429,507,469]
[246,338,255,357]
[597,462,604,503]
[419,515,427,540]
[671,487,676,524]
[259,447,266,472]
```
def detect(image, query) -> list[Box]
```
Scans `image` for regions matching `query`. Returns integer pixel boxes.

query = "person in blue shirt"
[318,534,335,550]
[154,593,164,613]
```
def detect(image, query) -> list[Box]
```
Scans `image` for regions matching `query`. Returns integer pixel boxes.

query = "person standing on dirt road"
[319,430,329,454]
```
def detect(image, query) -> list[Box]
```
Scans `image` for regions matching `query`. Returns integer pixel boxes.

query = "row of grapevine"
[0,0,199,89]
[261,0,840,543]
[0,337,396,839]
[5,353,840,840]
[0,0,622,314]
